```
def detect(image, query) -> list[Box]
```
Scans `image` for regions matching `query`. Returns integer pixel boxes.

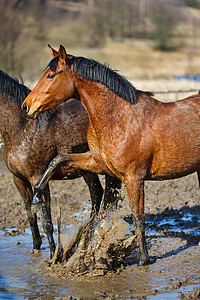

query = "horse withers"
[21,45,200,266]
[0,70,121,258]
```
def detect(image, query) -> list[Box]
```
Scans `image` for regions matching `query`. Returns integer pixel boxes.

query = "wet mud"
[51,207,138,277]
[0,143,200,299]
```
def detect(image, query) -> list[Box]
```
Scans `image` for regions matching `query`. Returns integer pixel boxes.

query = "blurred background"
[1,0,200,98]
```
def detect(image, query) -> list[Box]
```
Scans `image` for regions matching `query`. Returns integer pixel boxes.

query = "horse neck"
[0,95,24,141]
[75,78,120,126]
[74,77,159,135]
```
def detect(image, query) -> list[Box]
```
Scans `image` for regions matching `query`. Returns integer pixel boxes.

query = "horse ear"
[58,45,67,65]
[48,44,58,57]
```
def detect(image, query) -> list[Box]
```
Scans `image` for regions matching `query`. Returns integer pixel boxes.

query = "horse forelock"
[0,70,30,106]
[69,56,139,104]
[45,56,59,72]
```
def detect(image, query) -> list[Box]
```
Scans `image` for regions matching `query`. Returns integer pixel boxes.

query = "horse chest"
[88,135,118,176]
[5,148,23,177]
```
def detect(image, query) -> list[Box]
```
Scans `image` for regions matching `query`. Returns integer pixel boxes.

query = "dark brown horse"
[0,70,121,258]
[22,45,200,266]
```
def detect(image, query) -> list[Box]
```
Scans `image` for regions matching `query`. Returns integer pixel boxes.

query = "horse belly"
[149,148,200,180]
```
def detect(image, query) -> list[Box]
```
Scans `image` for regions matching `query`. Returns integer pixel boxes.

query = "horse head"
[21,45,75,118]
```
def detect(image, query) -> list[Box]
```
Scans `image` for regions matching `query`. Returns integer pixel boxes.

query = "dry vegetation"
[1,0,200,93]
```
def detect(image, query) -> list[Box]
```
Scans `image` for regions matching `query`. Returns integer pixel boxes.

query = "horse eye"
[47,74,54,79]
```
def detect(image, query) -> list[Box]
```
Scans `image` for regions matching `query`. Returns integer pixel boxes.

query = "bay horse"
[21,45,200,266]
[0,70,121,258]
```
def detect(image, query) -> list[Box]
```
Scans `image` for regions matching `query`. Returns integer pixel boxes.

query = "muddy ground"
[0,147,200,299]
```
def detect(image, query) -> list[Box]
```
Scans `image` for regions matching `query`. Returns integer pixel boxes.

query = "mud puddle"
[0,228,63,299]
[1,206,199,300]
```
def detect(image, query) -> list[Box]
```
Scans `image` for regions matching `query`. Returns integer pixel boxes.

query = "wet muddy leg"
[197,170,200,187]
[103,174,122,210]
[132,215,149,266]
[83,172,103,215]
[40,184,55,259]
[13,175,42,250]
[125,174,149,266]
[33,153,104,203]
[31,190,44,212]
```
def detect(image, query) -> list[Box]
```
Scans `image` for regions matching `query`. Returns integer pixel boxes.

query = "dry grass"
[65,40,200,80]
[132,79,200,101]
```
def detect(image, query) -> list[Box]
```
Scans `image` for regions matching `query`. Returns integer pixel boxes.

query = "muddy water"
[0,229,52,299]
[1,215,199,299]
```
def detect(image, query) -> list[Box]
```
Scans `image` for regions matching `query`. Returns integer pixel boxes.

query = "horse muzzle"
[21,103,38,119]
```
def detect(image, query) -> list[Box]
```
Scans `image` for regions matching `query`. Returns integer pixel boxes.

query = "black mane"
[48,55,139,104]
[0,70,30,106]
[45,56,59,73]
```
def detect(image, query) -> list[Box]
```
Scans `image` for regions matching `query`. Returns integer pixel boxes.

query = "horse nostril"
[22,103,29,114]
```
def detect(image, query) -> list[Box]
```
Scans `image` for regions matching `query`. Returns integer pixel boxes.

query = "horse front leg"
[82,172,103,215]
[13,175,42,250]
[197,170,200,187]
[33,152,104,205]
[103,174,122,210]
[40,183,55,259]
[124,173,149,266]
[83,173,122,215]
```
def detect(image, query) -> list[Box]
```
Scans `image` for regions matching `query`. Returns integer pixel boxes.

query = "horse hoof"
[31,201,43,213]
[138,257,150,266]
[32,191,43,204]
